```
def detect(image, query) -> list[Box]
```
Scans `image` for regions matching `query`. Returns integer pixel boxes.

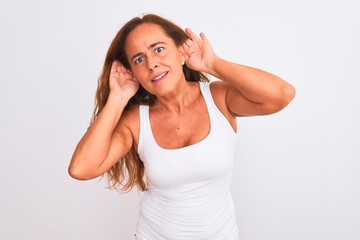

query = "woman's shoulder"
[208,80,228,103]
[208,80,237,128]
[120,105,140,144]
[122,104,140,125]
[209,79,228,91]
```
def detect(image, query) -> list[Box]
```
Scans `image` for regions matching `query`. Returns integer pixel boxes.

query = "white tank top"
[136,81,239,240]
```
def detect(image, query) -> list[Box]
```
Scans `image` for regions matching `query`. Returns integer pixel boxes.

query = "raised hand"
[183,28,218,73]
[109,60,139,100]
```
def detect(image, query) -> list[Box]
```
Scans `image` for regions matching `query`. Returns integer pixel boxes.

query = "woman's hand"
[183,28,218,73]
[109,60,139,100]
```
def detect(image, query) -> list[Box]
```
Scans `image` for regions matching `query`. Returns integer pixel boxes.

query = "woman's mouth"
[151,71,168,83]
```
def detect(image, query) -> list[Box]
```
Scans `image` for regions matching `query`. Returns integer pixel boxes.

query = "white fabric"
[136,81,239,239]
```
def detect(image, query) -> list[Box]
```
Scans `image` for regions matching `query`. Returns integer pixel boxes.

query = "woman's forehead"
[126,23,171,46]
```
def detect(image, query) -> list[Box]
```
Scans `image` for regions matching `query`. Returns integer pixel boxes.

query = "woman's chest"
[149,102,210,150]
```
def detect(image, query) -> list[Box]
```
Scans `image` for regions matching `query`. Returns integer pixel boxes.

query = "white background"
[1,0,359,239]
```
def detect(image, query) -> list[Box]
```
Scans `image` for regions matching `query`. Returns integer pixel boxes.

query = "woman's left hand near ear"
[183,28,218,73]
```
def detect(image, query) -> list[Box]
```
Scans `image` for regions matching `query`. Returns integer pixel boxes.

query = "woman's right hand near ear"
[109,60,139,101]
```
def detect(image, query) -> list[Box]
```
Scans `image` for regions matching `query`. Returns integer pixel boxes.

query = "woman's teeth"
[153,72,167,81]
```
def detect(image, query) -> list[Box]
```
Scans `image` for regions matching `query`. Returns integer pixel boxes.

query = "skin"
[68,23,296,180]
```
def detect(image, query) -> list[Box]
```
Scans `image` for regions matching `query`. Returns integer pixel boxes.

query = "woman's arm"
[68,61,139,180]
[207,58,295,116]
[183,28,295,116]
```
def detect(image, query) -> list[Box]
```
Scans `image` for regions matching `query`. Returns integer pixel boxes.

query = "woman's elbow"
[68,163,99,181]
[266,83,296,114]
[282,83,296,107]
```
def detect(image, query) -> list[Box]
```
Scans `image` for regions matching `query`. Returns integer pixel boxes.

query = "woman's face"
[125,23,186,97]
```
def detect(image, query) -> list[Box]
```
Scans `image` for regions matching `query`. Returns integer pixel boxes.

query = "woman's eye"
[155,47,164,53]
[134,57,144,64]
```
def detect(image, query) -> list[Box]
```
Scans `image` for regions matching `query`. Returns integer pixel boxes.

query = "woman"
[69,14,295,239]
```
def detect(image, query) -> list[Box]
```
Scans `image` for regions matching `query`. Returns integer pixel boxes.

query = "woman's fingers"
[199,32,208,42]
[184,28,199,49]
[183,39,193,50]
[185,27,199,42]
[110,61,117,74]
[110,61,131,79]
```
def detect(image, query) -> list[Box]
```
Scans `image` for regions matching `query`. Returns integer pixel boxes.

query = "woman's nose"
[147,58,158,72]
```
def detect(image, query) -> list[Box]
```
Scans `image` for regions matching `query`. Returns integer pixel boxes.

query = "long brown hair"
[93,14,209,192]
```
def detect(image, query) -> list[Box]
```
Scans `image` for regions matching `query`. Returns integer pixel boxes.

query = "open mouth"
[151,71,168,82]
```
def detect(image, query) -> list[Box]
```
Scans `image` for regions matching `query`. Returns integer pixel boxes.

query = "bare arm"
[183,28,296,116]
[68,61,139,180]
[207,58,296,116]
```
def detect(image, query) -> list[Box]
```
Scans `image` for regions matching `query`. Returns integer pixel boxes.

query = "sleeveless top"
[136,81,239,240]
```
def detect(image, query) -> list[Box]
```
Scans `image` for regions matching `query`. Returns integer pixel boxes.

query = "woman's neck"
[154,81,200,113]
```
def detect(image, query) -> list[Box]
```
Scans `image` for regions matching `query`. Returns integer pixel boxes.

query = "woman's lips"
[151,71,168,83]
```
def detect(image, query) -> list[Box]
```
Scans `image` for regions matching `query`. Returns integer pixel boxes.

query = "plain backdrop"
[1,0,359,239]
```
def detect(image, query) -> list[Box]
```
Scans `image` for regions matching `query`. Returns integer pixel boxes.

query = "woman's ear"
[179,45,186,65]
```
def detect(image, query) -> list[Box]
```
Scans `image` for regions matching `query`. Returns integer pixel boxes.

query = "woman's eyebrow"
[149,41,166,49]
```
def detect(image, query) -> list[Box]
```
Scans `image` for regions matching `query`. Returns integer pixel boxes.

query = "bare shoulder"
[209,80,232,115]
[209,81,237,130]
[116,105,140,149]
[209,80,228,96]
